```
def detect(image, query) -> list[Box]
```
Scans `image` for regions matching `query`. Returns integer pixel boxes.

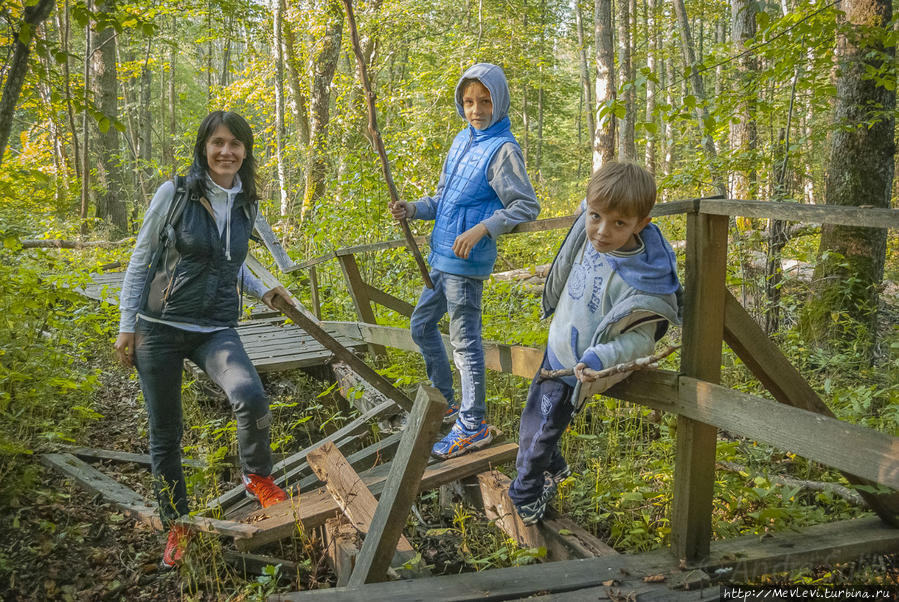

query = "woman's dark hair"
[186,111,258,201]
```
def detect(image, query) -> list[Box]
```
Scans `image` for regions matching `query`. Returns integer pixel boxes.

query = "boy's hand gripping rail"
[539,345,681,381]
[342,0,433,289]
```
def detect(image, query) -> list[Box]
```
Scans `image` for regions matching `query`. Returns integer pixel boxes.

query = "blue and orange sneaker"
[443,402,461,424]
[431,419,494,459]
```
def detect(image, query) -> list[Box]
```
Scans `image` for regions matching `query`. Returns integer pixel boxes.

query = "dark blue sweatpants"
[508,354,575,506]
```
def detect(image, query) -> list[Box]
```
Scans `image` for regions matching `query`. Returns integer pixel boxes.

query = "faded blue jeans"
[134,320,273,526]
[410,269,486,429]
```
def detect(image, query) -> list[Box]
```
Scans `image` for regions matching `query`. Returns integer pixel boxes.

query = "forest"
[0,0,897,598]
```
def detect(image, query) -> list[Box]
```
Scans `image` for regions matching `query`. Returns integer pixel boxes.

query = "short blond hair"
[586,161,656,219]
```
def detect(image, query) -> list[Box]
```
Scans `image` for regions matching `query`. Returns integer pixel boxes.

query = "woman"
[114,111,292,569]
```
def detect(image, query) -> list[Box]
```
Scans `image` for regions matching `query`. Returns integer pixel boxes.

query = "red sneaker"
[160,524,193,569]
[243,473,288,508]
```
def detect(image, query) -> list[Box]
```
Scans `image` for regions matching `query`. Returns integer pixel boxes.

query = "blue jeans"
[410,270,485,429]
[134,320,274,526]
[508,354,574,506]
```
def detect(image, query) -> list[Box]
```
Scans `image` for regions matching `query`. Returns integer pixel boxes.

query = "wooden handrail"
[699,198,899,228]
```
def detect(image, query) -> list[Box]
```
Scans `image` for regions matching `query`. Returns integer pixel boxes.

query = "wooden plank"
[271,517,899,600]
[272,297,415,414]
[676,376,899,491]
[306,441,416,556]
[671,212,728,561]
[323,518,359,587]
[334,236,428,258]
[337,253,386,357]
[309,266,322,319]
[354,323,544,380]
[297,432,403,493]
[587,368,679,412]
[348,385,446,585]
[723,291,899,524]
[41,453,261,539]
[364,282,415,317]
[41,453,157,526]
[206,400,399,514]
[476,470,568,561]
[542,514,619,559]
[253,212,295,273]
[270,548,686,601]
[331,360,395,414]
[698,516,899,580]
[699,198,899,229]
[66,446,204,469]
[234,443,518,551]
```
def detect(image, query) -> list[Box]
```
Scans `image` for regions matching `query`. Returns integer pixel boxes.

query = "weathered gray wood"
[347,385,446,586]
[309,266,322,319]
[41,453,157,526]
[331,360,395,414]
[672,212,728,561]
[352,323,545,380]
[66,446,204,469]
[41,453,260,539]
[323,518,359,587]
[723,291,899,525]
[337,253,386,356]
[364,282,415,317]
[677,376,899,491]
[699,198,899,229]
[271,516,899,601]
[297,432,403,501]
[209,400,399,514]
[587,369,679,412]
[234,443,518,551]
[272,297,415,414]
[253,211,295,273]
[476,470,559,559]
[542,514,619,559]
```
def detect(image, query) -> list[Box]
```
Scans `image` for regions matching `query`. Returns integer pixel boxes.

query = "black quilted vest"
[139,190,256,327]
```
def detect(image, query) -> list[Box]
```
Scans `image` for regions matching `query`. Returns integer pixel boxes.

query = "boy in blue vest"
[509,161,682,524]
[390,63,539,459]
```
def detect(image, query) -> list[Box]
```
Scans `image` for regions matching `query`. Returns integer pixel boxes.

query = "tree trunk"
[672,0,725,196]
[593,0,616,169]
[0,0,56,166]
[221,17,232,87]
[55,0,82,182]
[575,0,596,154]
[80,3,91,234]
[138,41,153,196]
[535,0,545,182]
[805,0,895,354]
[617,0,635,160]
[90,0,127,234]
[521,1,529,166]
[644,0,656,173]
[283,21,310,146]
[301,0,343,222]
[167,30,176,179]
[730,0,757,200]
[274,0,290,217]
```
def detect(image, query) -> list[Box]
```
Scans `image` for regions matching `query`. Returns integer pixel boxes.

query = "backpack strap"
[160,175,190,248]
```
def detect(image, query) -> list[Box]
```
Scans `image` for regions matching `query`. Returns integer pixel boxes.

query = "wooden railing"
[256,198,899,561]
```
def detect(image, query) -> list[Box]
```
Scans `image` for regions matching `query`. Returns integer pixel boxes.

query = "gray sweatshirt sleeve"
[239,264,269,299]
[118,181,175,333]
[481,142,540,239]
[411,159,449,221]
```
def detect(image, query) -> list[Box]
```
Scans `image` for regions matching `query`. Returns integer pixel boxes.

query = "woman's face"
[205,124,246,187]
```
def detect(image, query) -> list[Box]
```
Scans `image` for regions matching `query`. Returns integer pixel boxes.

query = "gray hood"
[454,63,511,129]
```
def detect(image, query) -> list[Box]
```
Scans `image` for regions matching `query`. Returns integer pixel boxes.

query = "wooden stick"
[539,345,680,380]
[341,0,433,289]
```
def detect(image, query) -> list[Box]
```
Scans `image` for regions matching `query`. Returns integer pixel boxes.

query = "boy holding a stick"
[390,63,539,459]
[509,161,682,525]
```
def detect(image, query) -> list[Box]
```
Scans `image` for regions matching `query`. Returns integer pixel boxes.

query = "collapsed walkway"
[44,204,899,600]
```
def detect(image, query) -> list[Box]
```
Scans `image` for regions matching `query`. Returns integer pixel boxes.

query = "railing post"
[337,251,386,357]
[308,266,322,320]
[671,210,728,561]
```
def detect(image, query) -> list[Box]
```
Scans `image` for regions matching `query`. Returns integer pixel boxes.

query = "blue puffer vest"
[139,192,256,327]
[430,116,518,277]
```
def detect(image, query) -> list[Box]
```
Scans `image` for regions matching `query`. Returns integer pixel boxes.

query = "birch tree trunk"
[575,0,596,151]
[617,0,635,160]
[55,0,81,181]
[672,0,725,196]
[644,0,656,173]
[806,0,895,354]
[593,0,616,169]
[273,0,290,217]
[301,0,343,222]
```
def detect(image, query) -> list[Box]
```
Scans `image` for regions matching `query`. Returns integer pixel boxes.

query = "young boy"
[508,161,681,524]
[390,63,539,459]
